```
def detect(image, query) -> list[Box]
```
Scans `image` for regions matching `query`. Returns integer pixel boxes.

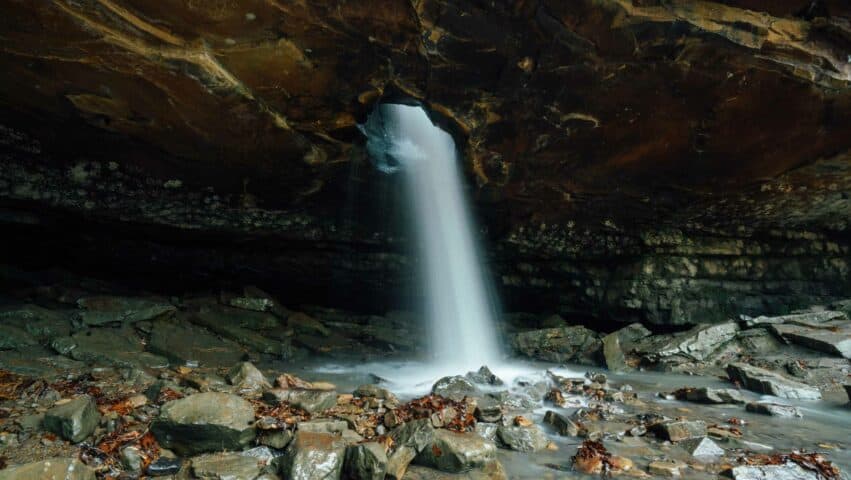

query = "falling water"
[361,103,501,371]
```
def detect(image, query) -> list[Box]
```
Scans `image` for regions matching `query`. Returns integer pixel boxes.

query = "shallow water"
[277,357,851,478]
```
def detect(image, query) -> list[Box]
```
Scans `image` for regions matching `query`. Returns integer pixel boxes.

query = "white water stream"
[362,103,501,372]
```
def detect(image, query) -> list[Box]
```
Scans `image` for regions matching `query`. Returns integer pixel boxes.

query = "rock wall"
[1,0,850,326]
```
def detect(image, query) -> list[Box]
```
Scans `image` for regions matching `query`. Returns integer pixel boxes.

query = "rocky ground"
[0,273,850,479]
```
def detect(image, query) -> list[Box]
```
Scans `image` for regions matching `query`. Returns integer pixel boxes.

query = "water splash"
[361,103,502,371]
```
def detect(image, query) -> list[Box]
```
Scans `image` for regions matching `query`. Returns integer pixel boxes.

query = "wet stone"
[0,457,96,480]
[465,366,503,386]
[280,431,347,480]
[56,327,169,369]
[354,384,399,403]
[76,295,175,326]
[391,419,436,453]
[402,462,508,480]
[496,425,550,452]
[648,459,686,477]
[226,361,271,394]
[344,442,388,480]
[726,363,822,400]
[512,326,602,365]
[414,430,496,473]
[191,452,265,480]
[298,419,349,434]
[730,462,820,480]
[43,394,100,443]
[746,401,803,418]
[679,437,724,458]
[263,388,338,413]
[148,319,246,367]
[653,420,706,442]
[287,312,331,337]
[259,429,294,450]
[431,376,480,401]
[151,392,256,456]
[679,387,747,404]
[543,410,579,436]
[146,457,183,477]
[771,322,851,359]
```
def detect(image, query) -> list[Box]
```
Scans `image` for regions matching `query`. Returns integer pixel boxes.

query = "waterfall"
[361,103,501,371]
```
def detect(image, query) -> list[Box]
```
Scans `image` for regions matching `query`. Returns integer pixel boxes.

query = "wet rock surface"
[0,286,849,480]
[43,395,100,444]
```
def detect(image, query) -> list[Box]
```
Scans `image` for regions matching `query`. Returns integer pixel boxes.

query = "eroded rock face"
[0,1,850,326]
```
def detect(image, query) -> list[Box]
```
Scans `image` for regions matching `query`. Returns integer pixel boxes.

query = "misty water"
[361,102,502,372]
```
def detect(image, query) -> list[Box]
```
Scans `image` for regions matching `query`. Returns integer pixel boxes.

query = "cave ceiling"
[1,0,850,240]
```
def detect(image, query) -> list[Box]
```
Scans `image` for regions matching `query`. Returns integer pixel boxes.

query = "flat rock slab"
[43,395,100,443]
[746,402,803,418]
[148,319,246,367]
[726,363,821,400]
[151,392,256,456]
[191,452,265,480]
[681,387,746,404]
[771,322,851,359]
[414,430,496,473]
[0,457,96,480]
[279,431,347,480]
[77,296,175,326]
[192,307,293,358]
[402,462,507,480]
[731,462,820,480]
[54,327,168,369]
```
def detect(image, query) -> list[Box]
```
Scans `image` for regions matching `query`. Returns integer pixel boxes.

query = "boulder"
[745,402,802,418]
[43,395,100,443]
[495,425,550,452]
[226,362,271,394]
[391,419,436,453]
[512,326,602,364]
[730,462,819,480]
[602,323,652,371]
[431,376,480,401]
[385,447,418,480]
[344,442,388,480]
[543,410,579,436]
[726,363,821,400]
[0,458,95,480]
[191,452,266,480]
[151,392,256,456]
[653,420,706,442]
[280,431,347,480]
[414,430,496,473]
[770,322,851,359]
[263,388,338,413]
